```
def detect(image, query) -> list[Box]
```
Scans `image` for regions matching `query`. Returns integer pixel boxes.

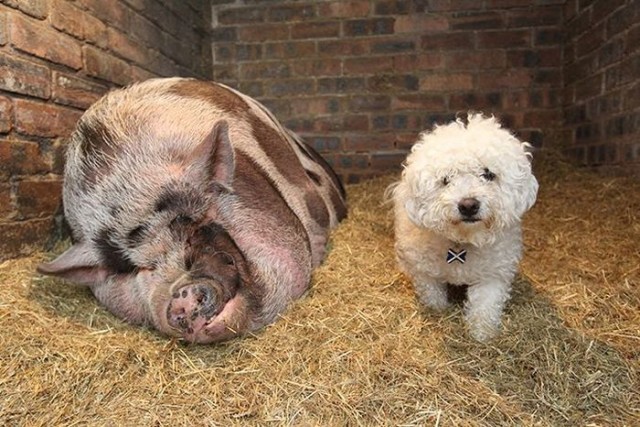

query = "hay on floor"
[1,153,638,426]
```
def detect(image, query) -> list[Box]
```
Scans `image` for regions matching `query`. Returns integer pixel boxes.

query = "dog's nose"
[458,198,480,217]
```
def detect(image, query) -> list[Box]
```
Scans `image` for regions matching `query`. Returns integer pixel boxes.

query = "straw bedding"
[1,153,638,426]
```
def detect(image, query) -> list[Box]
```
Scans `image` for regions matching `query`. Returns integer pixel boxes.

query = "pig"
[37,78,347,344]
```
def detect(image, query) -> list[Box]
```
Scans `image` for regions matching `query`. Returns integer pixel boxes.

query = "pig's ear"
[192,120,235,190]
[37,242,109,286]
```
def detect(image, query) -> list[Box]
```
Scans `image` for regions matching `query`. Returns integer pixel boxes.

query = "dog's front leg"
[464,280,511,342]
[414,278,451,312]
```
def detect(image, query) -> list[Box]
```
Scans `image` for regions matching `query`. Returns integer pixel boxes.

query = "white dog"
[390,113,538,341]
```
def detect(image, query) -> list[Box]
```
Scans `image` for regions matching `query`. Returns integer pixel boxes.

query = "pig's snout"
[167,283,221,341]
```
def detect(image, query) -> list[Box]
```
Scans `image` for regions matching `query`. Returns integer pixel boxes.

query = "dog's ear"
[514,143,539,215]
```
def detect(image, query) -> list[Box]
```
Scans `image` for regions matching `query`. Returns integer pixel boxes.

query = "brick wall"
[0,0,212,261]
[563,0,640,170]
[211,0,565,184]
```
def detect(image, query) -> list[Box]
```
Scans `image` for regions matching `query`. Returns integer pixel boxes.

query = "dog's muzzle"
[458,198,480,222]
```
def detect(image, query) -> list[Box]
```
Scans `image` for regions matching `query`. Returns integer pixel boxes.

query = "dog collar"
[446,248,467,264]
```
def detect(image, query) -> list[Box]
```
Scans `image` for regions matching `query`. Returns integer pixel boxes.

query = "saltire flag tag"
[446,248,467,264]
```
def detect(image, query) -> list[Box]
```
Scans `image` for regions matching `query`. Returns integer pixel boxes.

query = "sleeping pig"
[37,78,347,344]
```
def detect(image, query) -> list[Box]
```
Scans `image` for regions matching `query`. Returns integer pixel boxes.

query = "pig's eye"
[217,252,235,266]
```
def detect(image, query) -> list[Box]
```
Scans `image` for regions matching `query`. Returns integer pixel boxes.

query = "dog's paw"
[468,322,500,342]
[465,312,501,342]
[416,282,451,312]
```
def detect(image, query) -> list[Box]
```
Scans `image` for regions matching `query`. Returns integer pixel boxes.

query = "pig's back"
[63,78,346,282]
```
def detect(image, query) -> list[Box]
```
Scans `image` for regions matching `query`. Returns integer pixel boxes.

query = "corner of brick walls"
[0,0,212,261]
[210,0,566,184]
[562,0,640,170]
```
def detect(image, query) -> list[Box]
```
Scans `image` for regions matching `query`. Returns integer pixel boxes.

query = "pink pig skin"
[37,78,347,343]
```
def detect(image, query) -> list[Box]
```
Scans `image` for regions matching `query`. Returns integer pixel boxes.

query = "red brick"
[108,28,148,64]
[218,7,266,25]
[309,116,345,133]
[213,64,238,82]
[10,14,83,69]
[14,99,82,138]
[367,74,419,92]
[564,0,578,21]
[265,41,316,60]
[131,13,165,46]
[449,92,503,110]
[506,48,562,68]
[370,151,406,170]
[348,95,391,112]
[238,24,289,42]
[0,140,49,178]
[344,57,393,74]
[344,18,394,36]
[371,39,415,54]
[2,0,48,19]
[16,179,63,219]
[82,9,110,48]
[0,218,52,261]
[0,53,51,99]
[77,0,130,31]
[267,79,316,97]
[487,0,536,7]
[236,44,263,61]
[0,96,12,133]
[426,0,485,11]
[344,134,395,152]
[477,30,531,49]
[84,46,132,85]
[292,21,340,39]
[318,1,370,18]
[524,110,561,128]
[50,0,84,39]
[395,132,420,150]
[51,0,108,48]
[391,94,446,110]
[574,73,604,101]
[318,77,366,93]
[625,24,640,55]
[476,69,533,90]
[450,11,504,30]
[268,3,316,21]
[131,66,157,83]
[292,59,342,77]
[0,11,7,45]
[394,15,448,33]
[445,50,506,69]
[374,0,411,15]
[593,0,626,21]
[420,74,474,91]
[289,97,341,116]
[0,183,12,219]
[415,53,445,70]
[624,85,640,110]
[506,7,563,28]
[344,114,370,131]
[421,32,475,50]
[318,39,370,57]
[52,72,108,109]
[239,62,290,80]
[575,23,605,58]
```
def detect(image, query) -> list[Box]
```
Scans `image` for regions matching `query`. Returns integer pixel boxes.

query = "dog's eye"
[481,168,496,181]
[441,176,450,186]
